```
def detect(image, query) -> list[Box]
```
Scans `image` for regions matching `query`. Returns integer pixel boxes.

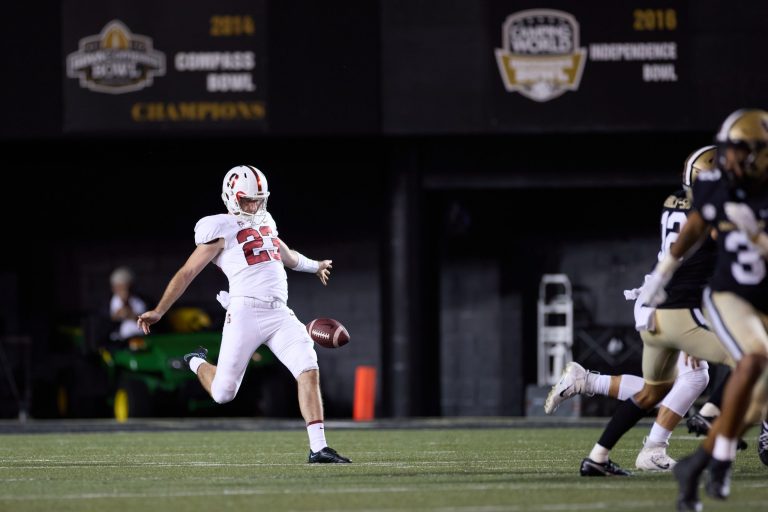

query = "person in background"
[109,266,147,341]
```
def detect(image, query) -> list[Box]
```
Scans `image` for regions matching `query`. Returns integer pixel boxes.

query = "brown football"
[306,318,350,348]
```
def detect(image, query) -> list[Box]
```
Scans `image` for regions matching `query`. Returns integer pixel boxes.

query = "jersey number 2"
[659,210,687,259]
[237,226,281,265]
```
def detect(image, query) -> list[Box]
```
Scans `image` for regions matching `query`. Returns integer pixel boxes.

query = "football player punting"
[639,109,768,511]
[137,165,351,464]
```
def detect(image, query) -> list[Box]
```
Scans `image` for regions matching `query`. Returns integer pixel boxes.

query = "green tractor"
[101,331,279,421]
[48,307,297,421]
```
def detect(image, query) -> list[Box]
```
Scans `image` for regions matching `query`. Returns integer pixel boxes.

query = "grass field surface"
[0,425,765,512]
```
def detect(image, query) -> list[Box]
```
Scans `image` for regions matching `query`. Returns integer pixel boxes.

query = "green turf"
[0,426,765,511]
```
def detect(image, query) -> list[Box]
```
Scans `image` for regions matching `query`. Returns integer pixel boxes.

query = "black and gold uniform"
[658,190,716,311]
[693,168,768,359]
[641,187,735,384]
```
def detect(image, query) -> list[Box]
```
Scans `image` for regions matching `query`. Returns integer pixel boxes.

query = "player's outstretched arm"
[137,240,223,334]
[277,239,332,286]
[638,211,710,307]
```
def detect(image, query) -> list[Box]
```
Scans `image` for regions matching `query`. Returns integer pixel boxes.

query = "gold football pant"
[640,307,736,385]
[703,289,768,423]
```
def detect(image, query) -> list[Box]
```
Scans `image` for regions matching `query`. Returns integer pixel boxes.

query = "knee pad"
[211,379,238,404]
[660,366,710,416]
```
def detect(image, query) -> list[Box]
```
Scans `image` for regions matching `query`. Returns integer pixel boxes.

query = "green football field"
[0,424,765,512]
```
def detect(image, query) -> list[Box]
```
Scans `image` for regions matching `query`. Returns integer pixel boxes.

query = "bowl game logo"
[494,9,586,102]
[66,20,166,94]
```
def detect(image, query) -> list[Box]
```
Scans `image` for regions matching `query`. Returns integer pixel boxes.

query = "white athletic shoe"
[544,362,591,414]
[635,441,676,471]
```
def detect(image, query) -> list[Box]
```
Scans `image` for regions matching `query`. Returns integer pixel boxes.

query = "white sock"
[646,423,672,446]
[189,357,205,375]
[698,402,721,417]
[590,375,611,397]
[712,435,737,462]
[307,422,327,453]
[617,375,645,400]
[589,444,610,463]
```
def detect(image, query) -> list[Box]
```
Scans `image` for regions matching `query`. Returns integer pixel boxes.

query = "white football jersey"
[194,212,288,302]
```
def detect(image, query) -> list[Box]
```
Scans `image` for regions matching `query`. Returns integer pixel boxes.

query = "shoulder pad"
[265,212,278,235]
[663,194,690,210]
[194,214,230,245]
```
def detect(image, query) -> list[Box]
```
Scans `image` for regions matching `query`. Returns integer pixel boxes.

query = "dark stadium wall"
[2,0,768,419]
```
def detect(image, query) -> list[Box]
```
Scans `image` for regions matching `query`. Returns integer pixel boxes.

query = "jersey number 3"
[237,226,281,265]
[725,231,765,285]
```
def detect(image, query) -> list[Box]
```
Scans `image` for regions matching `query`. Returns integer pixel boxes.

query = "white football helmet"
[221,165,270,224]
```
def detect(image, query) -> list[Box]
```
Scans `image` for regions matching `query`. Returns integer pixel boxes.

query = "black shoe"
[686,413,747,450]
[183,346,208,369]
[673,448,710,512]
[686,413,713,437]
[308,447,351,463]
[579,457,630,476]
[705,458,732,500]
[758,421,768,466]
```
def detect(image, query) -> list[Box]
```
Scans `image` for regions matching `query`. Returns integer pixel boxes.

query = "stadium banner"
[381,0,765,133]
[489,1,688,131]
[62,0,267,133]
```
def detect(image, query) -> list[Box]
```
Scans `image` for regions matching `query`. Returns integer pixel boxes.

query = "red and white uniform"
[195,212,287,302]
[194,212,318,403]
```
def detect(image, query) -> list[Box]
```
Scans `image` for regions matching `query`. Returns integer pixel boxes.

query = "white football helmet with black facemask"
[221,165,270,225]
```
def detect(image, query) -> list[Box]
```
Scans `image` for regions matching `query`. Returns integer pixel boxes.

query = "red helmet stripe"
[245,165,264,193]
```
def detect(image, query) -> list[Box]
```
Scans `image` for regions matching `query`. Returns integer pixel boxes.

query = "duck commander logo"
[66,20,166,94]
[494,9,586,102]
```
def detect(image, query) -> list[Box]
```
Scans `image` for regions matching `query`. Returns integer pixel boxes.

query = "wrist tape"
[294,252,320,273]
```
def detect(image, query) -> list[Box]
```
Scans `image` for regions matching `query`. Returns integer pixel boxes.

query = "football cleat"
[579,457,630,477]
[635,441,676,471]
[686,413,747,450]
[758,421,768,466]
[308,447,351,464]
[544,362,595,414]
[183,346,208,370]
[704,458,732,500]
[686,413,713,437]
[673,448,710,512]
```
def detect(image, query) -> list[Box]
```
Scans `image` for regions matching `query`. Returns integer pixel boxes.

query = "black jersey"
[656,190,717,309]
[692,169,768,313]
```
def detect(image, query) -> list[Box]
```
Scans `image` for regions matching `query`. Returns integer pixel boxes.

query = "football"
[306,318,350,349]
